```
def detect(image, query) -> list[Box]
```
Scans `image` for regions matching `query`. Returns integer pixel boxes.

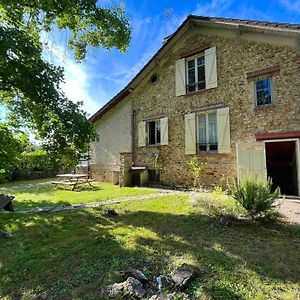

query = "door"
[237,142,267,184]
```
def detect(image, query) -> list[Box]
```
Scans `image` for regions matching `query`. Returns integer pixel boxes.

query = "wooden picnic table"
[51,173,94,191]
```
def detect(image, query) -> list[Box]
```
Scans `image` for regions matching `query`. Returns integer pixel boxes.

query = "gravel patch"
[278,199,300,224]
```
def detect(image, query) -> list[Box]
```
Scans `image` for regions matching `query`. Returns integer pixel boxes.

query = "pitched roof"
[89,15,300,123]
[190,15,300,31]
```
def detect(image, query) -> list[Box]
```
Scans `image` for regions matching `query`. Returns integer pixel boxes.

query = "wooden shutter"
[160,117,168,145]
[237,143,267,184]
[217,107,231,153]
[175,58,186,96]
[205,46,217,89]
[185,113,196,154]
[138,121,146,147]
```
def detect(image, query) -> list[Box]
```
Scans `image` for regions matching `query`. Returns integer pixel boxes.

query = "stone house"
[90,15,300,196]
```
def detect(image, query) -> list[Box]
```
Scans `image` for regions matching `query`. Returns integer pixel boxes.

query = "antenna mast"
[164,7,180,36]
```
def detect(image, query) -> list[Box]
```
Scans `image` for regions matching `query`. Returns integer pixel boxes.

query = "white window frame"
[186,53,205,93]
[147,119,161,146]
[255,76,273,107]
[196,110,218,153]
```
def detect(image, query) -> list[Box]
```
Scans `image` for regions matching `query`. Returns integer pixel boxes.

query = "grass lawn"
[0,179,156,210]
[1,193,300,299]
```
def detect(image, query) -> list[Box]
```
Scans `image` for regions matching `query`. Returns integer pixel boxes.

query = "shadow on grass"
[0,207,300,299]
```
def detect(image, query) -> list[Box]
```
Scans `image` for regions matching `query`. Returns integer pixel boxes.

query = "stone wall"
[90,164,120,184]
[119,153,133,187]
[131,27,300,187]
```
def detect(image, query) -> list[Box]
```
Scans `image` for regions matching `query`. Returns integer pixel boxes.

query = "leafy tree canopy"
[0,123,28,174]
[0,0,131,158]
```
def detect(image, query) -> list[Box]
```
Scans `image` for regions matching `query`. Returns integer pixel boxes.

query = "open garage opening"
[265,140,299,196]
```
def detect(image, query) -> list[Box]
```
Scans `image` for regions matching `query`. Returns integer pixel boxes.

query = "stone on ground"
[171,264,197,289]
[107,277,146,298]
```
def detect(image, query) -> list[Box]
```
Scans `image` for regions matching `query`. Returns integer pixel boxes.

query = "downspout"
[131,105,136,167]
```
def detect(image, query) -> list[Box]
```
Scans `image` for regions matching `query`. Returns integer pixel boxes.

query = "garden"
[1,179,300,299]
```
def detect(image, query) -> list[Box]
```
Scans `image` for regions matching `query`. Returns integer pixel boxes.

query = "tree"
[0,0,131,158]
[0,124,28,180]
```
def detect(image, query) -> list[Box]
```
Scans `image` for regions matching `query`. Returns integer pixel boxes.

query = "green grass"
[0,179,156,210]
[1,192,300,299]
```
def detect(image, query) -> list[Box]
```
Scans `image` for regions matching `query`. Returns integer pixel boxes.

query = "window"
[255,77,272,106]
[197,111,218,152]
[187,55,205,93]
[148,120,161,145]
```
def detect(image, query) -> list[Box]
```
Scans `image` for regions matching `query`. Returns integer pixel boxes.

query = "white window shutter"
[217,107,231,153]
[185,113,196,154]
[175,58,186,96]
[205,46,217,89]
[138,121,146,147]
[160,117,168,145]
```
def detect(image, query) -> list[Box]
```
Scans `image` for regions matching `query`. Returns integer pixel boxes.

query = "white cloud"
[192,0,235,17]
[42,38,106,116]
[278,0,300,14]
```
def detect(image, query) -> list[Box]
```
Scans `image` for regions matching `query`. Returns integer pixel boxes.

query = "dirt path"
[278,199,300,224]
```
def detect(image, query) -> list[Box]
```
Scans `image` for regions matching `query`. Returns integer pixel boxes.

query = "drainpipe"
[131,106,136,167]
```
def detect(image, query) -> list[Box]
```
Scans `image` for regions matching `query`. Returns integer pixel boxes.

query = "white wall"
[90,98,132,169]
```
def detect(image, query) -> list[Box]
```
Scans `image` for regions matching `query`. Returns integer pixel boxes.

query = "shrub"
[187,156,207,188]
[10,150,75,181]
[232,179,280,219]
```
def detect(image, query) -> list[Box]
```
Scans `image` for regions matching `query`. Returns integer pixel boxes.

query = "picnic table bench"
[51,174,94,191]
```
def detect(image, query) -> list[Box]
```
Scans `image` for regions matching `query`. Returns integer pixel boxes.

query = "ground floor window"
[197,111,218,152]
[148,120,161,145]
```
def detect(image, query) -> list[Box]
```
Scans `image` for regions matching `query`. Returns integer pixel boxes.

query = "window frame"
[147,119,161,146]
[186,53,206,94]
[196,110,218,153]
[255,76,273,107]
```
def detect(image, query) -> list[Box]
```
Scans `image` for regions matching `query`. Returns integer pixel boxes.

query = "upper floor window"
[175,46,217,97]
[197,111,218,152]
[255,77,272,106]
[187,55,205,93]
[148,120,161,145]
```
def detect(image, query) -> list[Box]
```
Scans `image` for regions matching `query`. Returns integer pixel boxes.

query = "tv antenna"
[165,7,180,36]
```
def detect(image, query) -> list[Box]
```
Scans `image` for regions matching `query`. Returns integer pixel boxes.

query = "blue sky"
[10,0,300,117]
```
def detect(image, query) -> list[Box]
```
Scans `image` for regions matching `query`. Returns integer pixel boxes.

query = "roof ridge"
[187,14,300,29]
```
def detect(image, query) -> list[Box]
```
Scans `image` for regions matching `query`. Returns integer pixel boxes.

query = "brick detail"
[180,45,210,58]
[256,131,300,141]
[246,65,281,79]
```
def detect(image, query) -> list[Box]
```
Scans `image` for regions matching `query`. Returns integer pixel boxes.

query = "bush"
[232,179,280,219]
[10,150,74,181]
[187,156,207,188]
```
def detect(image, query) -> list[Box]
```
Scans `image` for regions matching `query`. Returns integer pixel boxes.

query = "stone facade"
[131,26,300,187]
[119,153,133,187]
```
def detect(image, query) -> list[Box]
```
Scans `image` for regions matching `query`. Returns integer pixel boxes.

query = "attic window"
[150,73,159,84]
